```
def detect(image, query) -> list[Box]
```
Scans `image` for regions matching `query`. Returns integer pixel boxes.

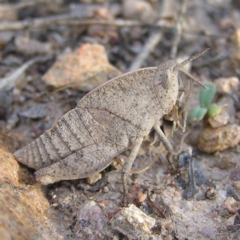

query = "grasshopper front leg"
[153,121,177,170]
[122,121,175,206]
[153,122,174,154]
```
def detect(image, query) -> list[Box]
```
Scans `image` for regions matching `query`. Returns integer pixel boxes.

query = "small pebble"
[86,172,102,185]
[232,181,240,193]
[206,187,217,200]
[230,167,240,181]
[218,156,236,170]
[102,186,109,193]
[208,110,230,128]
[215,77,239,93]
[110,204,155,238]
[223,197,240,214]
[198,124,240,153]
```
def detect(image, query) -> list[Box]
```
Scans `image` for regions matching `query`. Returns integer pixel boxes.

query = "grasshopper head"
[153,48,209,115]
[153,60,180,114]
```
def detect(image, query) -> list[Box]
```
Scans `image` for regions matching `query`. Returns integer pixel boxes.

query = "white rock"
[110,204,156,239]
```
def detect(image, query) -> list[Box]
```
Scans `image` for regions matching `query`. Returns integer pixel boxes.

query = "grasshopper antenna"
[174,48,210,88]
[179,68,206,88]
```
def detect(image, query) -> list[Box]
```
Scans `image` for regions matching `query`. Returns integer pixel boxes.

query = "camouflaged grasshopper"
[14,49,209,189]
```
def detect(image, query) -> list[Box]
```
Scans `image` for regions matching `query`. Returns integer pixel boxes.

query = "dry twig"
[0,0,46,11]
[170,0,188,59]
[0,55,52,90]
[128,31,163,71]
[127,0,176,71]
[0,18,175,32]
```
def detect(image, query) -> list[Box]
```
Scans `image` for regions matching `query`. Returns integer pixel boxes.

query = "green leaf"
[190,107,208,121]
[199,83,216,108]
[208,103,222,117]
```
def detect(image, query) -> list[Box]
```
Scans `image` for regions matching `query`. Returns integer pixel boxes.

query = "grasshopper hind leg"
[35,145,116,185]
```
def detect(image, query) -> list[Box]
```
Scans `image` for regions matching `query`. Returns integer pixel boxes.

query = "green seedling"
[208,103,222,117]
[190,106,208,121]
[190,83,221,121]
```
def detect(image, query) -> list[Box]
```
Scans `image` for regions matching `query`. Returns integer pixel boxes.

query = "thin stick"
[0,55,52,90]
[128,0,176,71]
[170,0,188,59]
[0,18,175,32]
[0,0,46,11]
[128,31,163,71]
